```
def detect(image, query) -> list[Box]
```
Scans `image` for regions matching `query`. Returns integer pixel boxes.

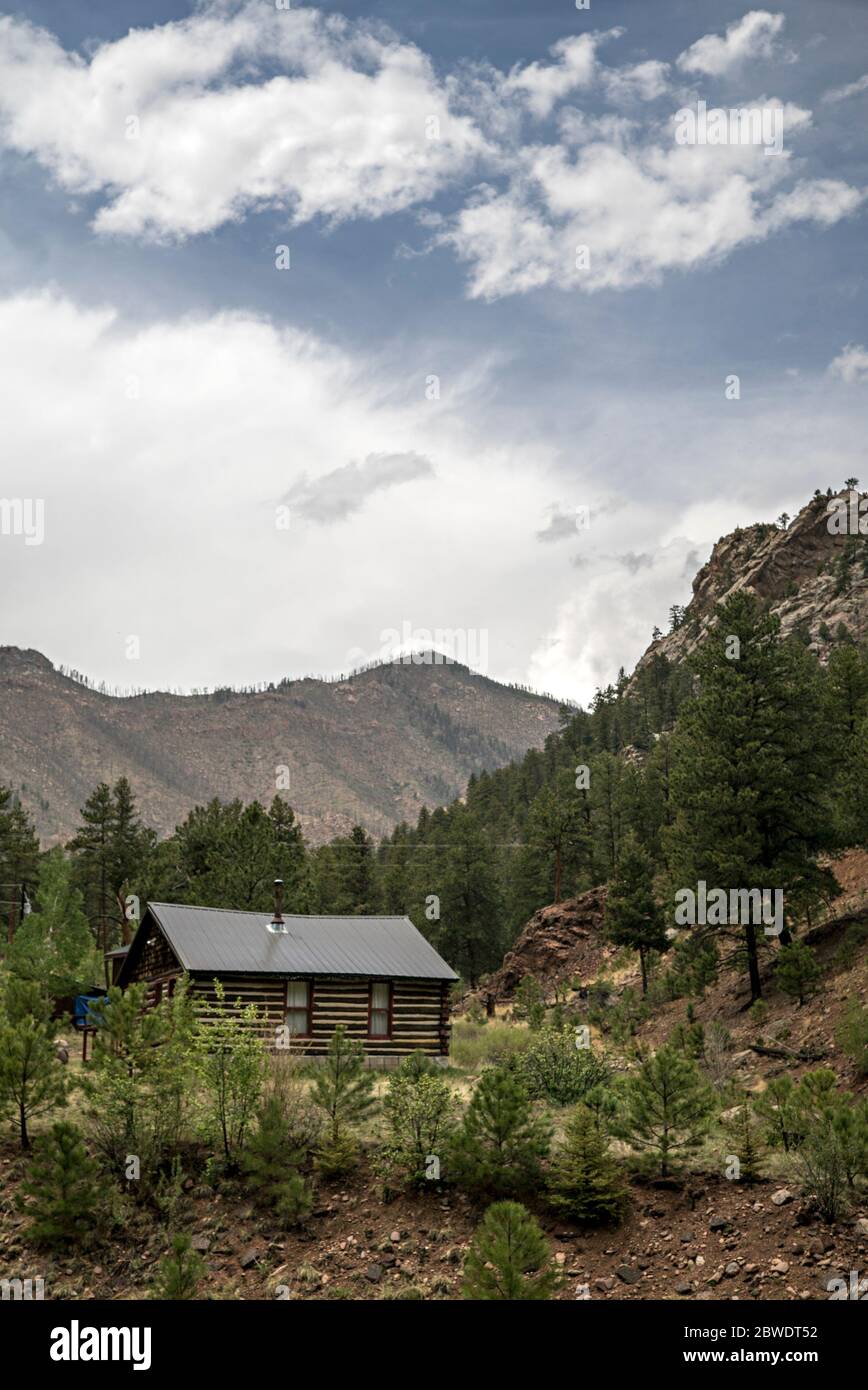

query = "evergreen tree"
[152,1234,206,1300]
[462,1201,559,1301]
[312,1023,378,1162]
[242,1096,310,1206]
[18,1121,103,1246]
[666,593,838,1001]
[0,787,40,944]
[526,769,588,903]
[7,848,101,996]
[776,940,822,1005]
[437,807,503,987]
[450,1065,551,1198]
[613,1044,714,1177]
[546,1103,628,1224]
[332,825,377,914]
[67,782,116,957]
[604,831,667,994]
[0,977,66,1149]
[721,1102,765,1183]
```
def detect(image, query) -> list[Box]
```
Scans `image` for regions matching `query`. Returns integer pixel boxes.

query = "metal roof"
[143,902,458,981]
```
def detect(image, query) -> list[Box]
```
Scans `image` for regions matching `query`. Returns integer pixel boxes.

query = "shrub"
[520,1027,609,1106]
[18,1122,103,1247]
[193,980,267,1167]
[547,1105,628,1225]
[797,1127,853,1222]
[0,977,67,1150]
[152,1234,206,1300]
[836,1000,868,1079]
[462,1202,559,1301]
[721,1104,764,1183]
[450,1019,534,1071]
[753,1075,804,1153]
[776,941,822,1005]
[513,976,546,1030]
[376,1057,456,1189]
[311,1026,376,1156]
[450,1065,551,1199]
[314,1130,360,1178]
[243,1097,304,1203]
[81,981,195,1189]
[613,1045,714,1177]
[275,1173,314,1229]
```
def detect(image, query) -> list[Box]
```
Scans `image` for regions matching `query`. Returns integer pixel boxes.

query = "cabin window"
[369,982,392,1038]
[286,981,312,1037]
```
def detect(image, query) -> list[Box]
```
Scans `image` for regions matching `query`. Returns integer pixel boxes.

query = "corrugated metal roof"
[145,903,458,980]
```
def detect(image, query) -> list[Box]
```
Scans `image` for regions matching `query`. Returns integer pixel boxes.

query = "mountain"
[634,488,868,681]
[0,650,562,846]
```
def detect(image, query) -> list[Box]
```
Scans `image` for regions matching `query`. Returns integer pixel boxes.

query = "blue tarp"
[73,994,107,1028]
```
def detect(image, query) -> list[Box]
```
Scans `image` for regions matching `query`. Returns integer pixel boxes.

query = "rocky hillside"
[0,650,561,846]
[634,489,868,681]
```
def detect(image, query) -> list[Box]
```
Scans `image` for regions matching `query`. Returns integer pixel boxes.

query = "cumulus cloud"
[676,10,786,78]
[829,343,868,383]
[0,3,861,302]
[440,104,861,299]
[0,4,488,240]
[284,451,434,524]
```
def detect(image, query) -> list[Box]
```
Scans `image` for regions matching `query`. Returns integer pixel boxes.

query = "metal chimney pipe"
[272,878,284,926]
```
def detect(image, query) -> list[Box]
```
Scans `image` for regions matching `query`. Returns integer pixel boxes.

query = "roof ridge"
[149,902,409,921]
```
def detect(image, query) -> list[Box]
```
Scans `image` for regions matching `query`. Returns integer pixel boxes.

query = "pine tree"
[666,593,838,1001]
[0,977,66,1149]
[67,782,116,958]
[613,1044,714,1177]
[7,848,100,996]
[152,1234,206,1299]
[18,1122,102,1246]
[0,787,40,944]
[437,806,503,988]
[722,1103,765,1182]
[450,1065,551,1198]
[776,940,822,1005]
[604,831,667,994]
[462,1201,559,1301]
[242,1096,304,1202]
[526,769,588,903]
[547,1103,628,1224]
[310,1025,376,1167]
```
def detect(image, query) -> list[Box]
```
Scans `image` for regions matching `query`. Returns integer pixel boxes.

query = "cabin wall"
[124,926,182,1008]
[188,974,451,1061]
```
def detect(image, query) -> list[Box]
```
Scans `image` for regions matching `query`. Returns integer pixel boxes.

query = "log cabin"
[116,882,457,1067]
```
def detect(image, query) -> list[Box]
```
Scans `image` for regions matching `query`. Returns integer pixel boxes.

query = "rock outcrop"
[485,884,611,1000]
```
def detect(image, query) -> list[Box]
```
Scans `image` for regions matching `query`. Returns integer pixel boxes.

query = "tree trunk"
[744,921,762,1001]
[639,946,648,996]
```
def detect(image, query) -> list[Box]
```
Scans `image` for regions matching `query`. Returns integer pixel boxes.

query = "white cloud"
[602,60,671,105]
[0,4,488,240]
[440,104,862,299]
[503,34,604,119]
[829,343,868,383]
[822,74,868,105]
[677,11,786,78]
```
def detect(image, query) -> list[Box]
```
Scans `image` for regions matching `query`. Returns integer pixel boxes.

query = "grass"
[448,1017,534,1073]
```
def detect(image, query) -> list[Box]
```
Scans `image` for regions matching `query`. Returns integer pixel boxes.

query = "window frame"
[285,979,313,1040]
[368,980,393,1040]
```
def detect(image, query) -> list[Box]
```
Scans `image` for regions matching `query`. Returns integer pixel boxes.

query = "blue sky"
[1,0,866,701]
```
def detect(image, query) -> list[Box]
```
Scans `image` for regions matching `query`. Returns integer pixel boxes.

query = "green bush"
[450,1065,551,1199]
[837,1000,868,1078]
[519,1027,609,1106]
[776,941,822,1005]
[612,1045,714,1177]
[462,1202,559,1301]
[18,1122,103,1247]
[376,1057,456,1189]
[311,1026,376,1161]
[152,1234,206,1300]
[547,1105,628,1225]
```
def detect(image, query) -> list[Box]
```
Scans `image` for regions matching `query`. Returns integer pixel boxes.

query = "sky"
[0,0,866,703]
